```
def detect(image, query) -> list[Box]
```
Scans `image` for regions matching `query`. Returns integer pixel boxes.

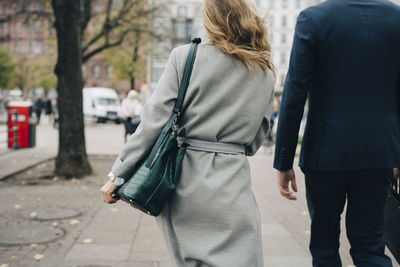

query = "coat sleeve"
[273,9,317,171]
[245,79,275,156]
[111,49,180,180]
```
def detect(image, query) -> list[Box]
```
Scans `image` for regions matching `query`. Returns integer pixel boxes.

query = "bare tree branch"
[82,30,129,63]
[80,0,92,34]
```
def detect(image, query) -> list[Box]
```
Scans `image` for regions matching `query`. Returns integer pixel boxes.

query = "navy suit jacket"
[274,0,400,171]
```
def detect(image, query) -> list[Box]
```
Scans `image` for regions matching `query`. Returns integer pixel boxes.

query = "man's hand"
[278,169,298,200]
[393,168,400,180]
[100,180,119,204]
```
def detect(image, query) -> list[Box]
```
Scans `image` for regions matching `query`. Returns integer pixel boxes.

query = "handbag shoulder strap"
[145,38,201,168]
[173,37,201,115]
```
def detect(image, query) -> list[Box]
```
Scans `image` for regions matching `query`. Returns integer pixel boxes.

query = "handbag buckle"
[173,112,180,125]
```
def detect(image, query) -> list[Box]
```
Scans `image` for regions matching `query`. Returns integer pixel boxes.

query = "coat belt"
[177,137,245,155]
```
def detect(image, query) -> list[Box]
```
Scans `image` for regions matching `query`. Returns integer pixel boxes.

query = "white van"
[83,87,123,123]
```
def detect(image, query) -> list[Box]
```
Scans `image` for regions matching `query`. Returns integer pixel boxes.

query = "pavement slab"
[0,122,399,267]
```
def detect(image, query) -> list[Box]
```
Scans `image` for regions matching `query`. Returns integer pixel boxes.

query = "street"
[0,122,398,267]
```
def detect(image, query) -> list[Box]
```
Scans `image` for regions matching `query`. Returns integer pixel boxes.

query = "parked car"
[83,87,123,123]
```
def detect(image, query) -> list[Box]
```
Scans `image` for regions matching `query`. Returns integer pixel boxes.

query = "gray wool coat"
[111,43,275,267]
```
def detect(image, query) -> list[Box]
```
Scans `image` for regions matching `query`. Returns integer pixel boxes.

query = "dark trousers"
[303,169,393,267]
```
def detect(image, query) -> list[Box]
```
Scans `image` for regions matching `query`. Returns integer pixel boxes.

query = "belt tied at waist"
[177,137,245,155]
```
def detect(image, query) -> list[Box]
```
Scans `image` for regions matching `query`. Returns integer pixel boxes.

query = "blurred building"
[0,1,131,94]
[255,0,323,93]
[147,0,205,87]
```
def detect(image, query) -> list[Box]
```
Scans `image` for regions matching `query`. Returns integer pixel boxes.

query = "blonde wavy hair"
[203,0,275,75]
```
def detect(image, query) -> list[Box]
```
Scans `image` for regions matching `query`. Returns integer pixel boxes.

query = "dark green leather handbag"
[112,38,201,217]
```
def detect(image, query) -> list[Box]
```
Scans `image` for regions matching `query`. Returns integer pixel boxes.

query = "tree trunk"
[130,76,135,90]
[130,33,140,90]
[52,0,92,178]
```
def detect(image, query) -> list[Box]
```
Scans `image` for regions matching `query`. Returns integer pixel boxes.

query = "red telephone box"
[8,101,36,149]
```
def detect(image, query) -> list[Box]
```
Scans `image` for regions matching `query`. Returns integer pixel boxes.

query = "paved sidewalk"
[0,122,125,180]
[1,154,398,267]
[0,121,398,267]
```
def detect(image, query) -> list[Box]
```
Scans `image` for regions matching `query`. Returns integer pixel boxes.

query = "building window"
[94,1,101,13]
[37,3,42,12]
[15,23,21,35]
[49,44,55,53]
[3,5,9,15]
[93,65,100,78]
[28,41,33,53]
[2,23,8,34]
[282,16,287,27]
[296,0,301,8]
[175,22,187,40]
[282,0,288,8]
[269,0,275,9]
[29,3,34,12]
[269,15,274,27]
[14,42,20,52]
[16,4,22,13]
[34,41,42,54]
[82,65,87,78]
[177,5,188,18]
[36,22,42,34]
[28,22,33,33]
[107,66,113,78]
[281,53,287,64]
[281,34,287,44]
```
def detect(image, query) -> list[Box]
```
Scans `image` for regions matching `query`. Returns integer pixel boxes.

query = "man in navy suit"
[274,0,400,266]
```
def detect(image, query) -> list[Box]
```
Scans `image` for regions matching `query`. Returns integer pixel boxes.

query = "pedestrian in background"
[101,0,275,265]
[51,97,59,128]
[274,0,400,266]
[44,98,52,124]
[121,90,142,138]
[34,98,43,124]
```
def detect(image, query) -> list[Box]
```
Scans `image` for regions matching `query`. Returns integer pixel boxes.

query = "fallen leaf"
[36,197,42,202]
[21,181,26,185]
[31,243,38,248]
[69,219,80,225]
[33,254,45,260]
[51,221,59,227]
[30,212,38,218]
[71,178,78,183]
[13,204,21,209]
[27,170,32,175]
[81,186,87,190]
[52,176,59,182]
[0,264,9,267]
[82,238,93,244]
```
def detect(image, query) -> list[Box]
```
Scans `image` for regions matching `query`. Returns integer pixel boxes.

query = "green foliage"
[106,45,144,82]
[0,46,16,89]
[12,57,57,92]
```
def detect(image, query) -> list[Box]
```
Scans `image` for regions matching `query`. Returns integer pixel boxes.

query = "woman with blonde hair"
[101,0,275,265]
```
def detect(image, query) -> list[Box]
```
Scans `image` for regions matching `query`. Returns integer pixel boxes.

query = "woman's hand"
[100,180,119,204]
